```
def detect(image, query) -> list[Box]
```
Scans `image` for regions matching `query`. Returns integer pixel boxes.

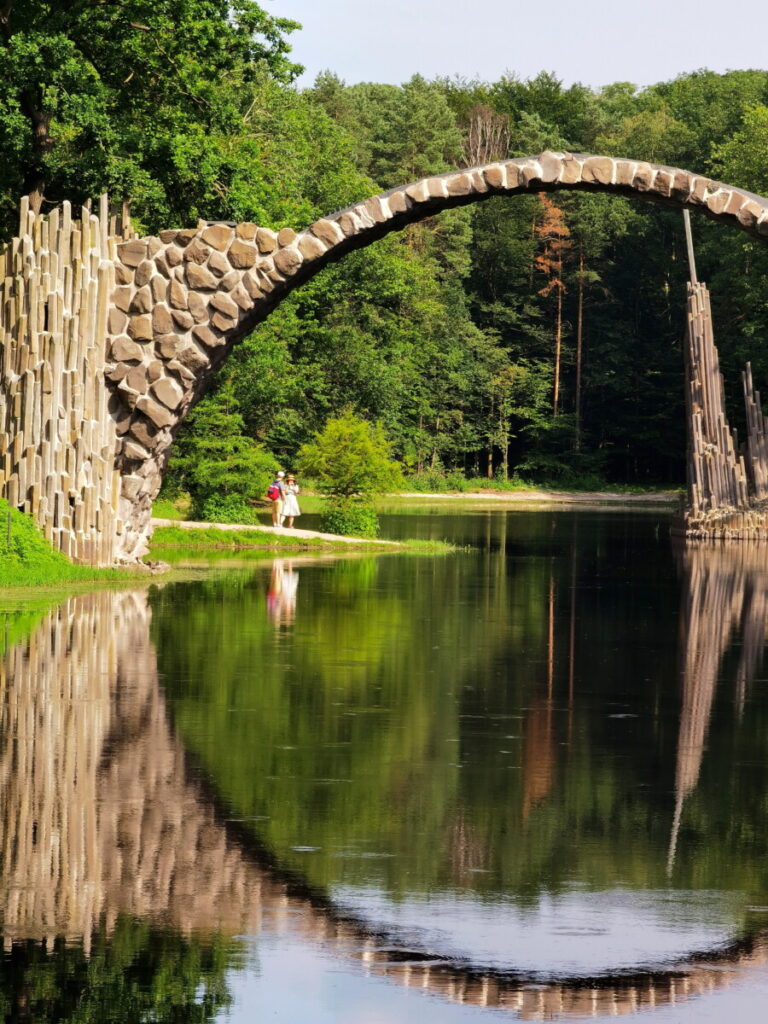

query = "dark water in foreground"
[3,509,768,1021]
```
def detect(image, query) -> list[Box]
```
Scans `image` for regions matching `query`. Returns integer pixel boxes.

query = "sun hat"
[287,474,295,480]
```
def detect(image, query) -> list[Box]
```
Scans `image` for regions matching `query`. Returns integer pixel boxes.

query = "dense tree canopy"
[3,4,768,488]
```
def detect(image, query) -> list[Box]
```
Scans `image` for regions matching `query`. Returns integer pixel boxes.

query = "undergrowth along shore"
[0,499,138,588]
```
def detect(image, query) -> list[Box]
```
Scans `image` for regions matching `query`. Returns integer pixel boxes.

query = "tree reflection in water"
[1,537,768,1019]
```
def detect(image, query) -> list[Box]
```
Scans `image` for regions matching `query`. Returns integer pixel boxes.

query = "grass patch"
[149,525,457,557]
[0,499,139,588]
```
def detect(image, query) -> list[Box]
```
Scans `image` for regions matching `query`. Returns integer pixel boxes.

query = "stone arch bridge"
[2,152,768,563]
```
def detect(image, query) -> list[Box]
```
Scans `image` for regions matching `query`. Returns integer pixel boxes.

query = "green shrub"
[406,469,449,492]
[320,500,379,538]
[197,494,261,525]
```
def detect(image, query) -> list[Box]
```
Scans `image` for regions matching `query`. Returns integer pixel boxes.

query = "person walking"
[282,475,301,528]
[268,471,286,526]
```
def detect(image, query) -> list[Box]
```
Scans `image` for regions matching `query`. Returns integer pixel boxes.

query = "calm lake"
[3,507,768,1022]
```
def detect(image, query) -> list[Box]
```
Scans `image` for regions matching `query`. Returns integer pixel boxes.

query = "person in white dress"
[282,475,301,527]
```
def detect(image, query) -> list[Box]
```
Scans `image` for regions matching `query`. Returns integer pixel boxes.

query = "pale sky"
[267,0,768,92]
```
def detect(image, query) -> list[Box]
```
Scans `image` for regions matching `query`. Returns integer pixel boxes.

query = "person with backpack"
[267,471,286,526]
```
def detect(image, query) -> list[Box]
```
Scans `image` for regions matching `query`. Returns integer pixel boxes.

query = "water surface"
[2,509,768,1021]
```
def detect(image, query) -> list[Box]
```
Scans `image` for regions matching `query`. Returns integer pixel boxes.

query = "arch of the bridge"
[106,151,768,559]
[3,585,768,1020]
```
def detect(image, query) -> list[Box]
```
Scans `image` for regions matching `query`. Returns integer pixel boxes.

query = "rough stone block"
[129,286,152,314]
[446,173,472,196]
[211,311,238,331]
[483,165,506,189]
[633,163,654,191]
[105,363,130,383]
[230,284,252,311]
[155,335,184,360]
[298,233,326,260]
[671,170,692,200]
[183,237,211,264]
[310,219,345,246]
[219,269,240,290]
[202,224,234,250]
[503,162,522,188]
[209,291,239,317]
[582,156,614,185]
[652,170,673,197]
[121,474,144,500]
[208,249,230,276]
[185,262,217,290]
[539,151,564,182]
[242,270,264,300]
[725,189,746,215]
[108,308,128,335]
[125,364,150,394]
[387,190,413,214]
[559,156,582,185]
[336,211,360,236]
[405,180,432,203]
[273,247,303,275]
[192,324,225,348]
[236,222,258,240]
[147,360,164,383]
[159,230,179,244]
[152,304,174,336]
[152,376,184,410]
[110,336,145,362]
[169,278,188,309]
[706,189,729,215]
[117,379,141,409]
[256,228,278,253]
[151,274,166,302]
[177,342,210,371]
[171,308,194,330]
[118,240,148,267]
[115,263,134,285]
[122,441,150,462]
[689,177,709,205]
[188,291,208,322]
[228,239,257,268]
[114,286,133,312]
[165,245,182,267]
[136,395,174,428]
[130,417,161,449]
[738,199,764,228]
[166,359,195,384]
[147,237,163,257]
[176,228,197,245]
[127,315,153,342]
[277,227,297,246]
[135,259,155,287]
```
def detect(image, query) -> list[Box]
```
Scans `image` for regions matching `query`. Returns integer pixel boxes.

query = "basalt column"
[0,197,130,565]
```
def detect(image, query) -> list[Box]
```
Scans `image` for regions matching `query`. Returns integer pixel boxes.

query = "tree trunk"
[553,286,563,415]
[575,246,584,449]
[486,448,493,479]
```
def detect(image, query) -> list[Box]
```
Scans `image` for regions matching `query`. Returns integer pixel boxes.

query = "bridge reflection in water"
[1,558,768,1021]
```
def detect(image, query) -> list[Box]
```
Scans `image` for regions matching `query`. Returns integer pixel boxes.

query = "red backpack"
[267,483,281,500]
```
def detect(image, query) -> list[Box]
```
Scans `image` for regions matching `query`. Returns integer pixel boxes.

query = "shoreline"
[389,489,680,505]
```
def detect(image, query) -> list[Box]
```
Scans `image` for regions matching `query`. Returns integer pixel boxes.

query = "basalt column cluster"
[0,197,134,564]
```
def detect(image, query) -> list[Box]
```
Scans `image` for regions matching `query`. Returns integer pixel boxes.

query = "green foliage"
[199,493,261,525]
[0,499,126,586]
[297,411,404,498]
[320,499,380,538]
[171,380,277,518]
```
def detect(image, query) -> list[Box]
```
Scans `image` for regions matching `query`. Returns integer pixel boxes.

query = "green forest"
[6,2,768,489]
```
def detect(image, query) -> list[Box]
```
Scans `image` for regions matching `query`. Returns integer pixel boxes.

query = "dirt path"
[150,518,398,545]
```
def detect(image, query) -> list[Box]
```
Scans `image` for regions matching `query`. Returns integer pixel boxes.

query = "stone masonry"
[5,152,768,563]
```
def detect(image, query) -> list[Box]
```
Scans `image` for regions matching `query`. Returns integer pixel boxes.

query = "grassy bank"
[0,500,140,588]
[148,524,455,556]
